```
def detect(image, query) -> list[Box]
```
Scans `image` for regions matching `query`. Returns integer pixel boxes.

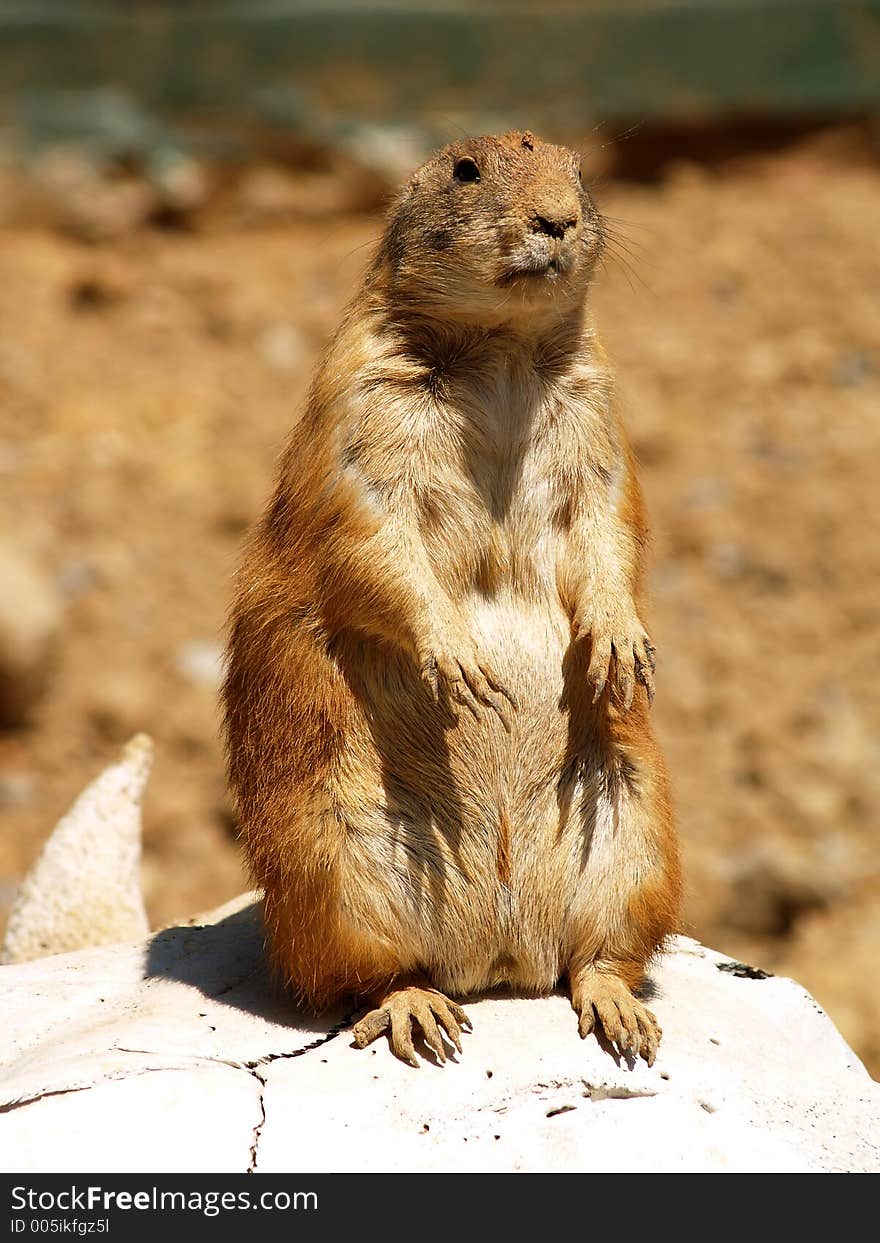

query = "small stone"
[833,349,874,388]
[259,324,307,373]
[0,549,62,729]
[152,156,209,219]
[175,640,224,692]
[57,560,98,600]
[0,772,36,808]
[722,843,838,939]
[87,673,152,743]
[31,150,154,242]
[339,123,430,186]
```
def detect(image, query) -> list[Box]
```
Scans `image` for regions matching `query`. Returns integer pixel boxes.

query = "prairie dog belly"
[445,593,587,992]
[466,593,569,702]
[339,594,592,996]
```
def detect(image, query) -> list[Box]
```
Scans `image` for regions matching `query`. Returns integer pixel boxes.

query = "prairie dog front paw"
[572,606,655,709]
[418,624,518,728]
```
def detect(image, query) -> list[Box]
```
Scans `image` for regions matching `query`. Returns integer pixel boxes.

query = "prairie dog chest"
[416,372,603,593]
[348,343,613,593]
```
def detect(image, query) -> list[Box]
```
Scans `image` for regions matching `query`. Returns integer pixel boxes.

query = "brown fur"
[223,131,681,1065]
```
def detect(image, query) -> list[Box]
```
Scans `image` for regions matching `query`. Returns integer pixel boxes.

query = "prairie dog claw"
[570,970,661,1066]
[352,985,471,1067]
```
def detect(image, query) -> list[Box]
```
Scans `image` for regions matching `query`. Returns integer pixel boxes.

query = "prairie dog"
[223,131,681,1067]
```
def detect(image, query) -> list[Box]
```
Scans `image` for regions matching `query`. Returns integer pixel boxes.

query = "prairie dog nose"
[530,204,579,239]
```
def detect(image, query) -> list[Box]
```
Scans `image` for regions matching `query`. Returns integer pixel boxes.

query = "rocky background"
[0,121,877,1073]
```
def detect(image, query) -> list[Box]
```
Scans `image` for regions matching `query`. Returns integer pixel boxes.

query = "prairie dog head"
[377,131,603,329]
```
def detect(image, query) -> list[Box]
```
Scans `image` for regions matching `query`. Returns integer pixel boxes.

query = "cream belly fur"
[332,594,645,998]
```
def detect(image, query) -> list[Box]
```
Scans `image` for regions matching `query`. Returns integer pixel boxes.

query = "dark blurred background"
[0,1,879,1072]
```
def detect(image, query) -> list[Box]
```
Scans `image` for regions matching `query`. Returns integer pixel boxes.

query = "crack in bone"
[245,1010,357,1173]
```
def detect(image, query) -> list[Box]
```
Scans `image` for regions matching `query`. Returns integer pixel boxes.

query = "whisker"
[435,116,474,143]
[337,233,384,264]
[600,120,647,150]
[600,213,655,234]
[598,242,654,297]
[601,231,648,268]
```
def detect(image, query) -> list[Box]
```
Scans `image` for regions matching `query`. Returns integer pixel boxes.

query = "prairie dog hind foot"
[352,979,471,1067]
[570,967,661,1066]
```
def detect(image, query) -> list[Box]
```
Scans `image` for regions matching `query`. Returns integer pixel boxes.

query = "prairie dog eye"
[453,157,480,184]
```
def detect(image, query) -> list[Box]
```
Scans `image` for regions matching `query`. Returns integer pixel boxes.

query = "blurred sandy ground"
[0,122,877,1071]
